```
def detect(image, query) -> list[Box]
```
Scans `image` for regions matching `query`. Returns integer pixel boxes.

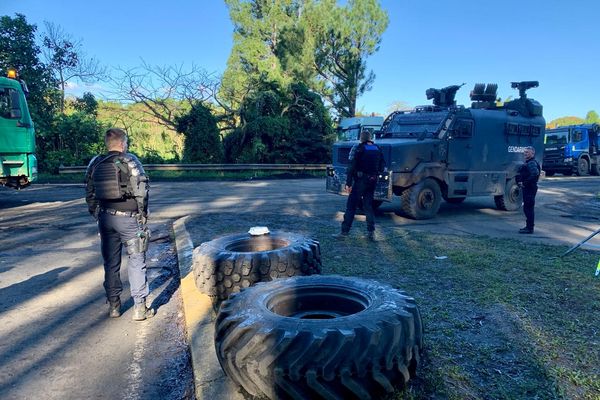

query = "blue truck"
[542,124,599,176]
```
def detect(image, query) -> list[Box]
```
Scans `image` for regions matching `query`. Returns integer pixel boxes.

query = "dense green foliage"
[176,102,224,163]
[224,83,334,163]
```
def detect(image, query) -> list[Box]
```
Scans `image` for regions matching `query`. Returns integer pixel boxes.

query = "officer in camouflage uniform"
[340,130,386,241]
[516,146,541,234]
[85,128,154,320]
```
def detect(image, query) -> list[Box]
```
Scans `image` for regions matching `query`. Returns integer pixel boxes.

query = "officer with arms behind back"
[516,146,541,234]
[85,128,154,320]
[339,130,386,241]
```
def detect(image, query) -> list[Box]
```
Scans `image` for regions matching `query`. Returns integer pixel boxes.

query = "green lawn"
[187,211,600,400]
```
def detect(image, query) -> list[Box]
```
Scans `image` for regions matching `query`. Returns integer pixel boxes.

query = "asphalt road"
[0,176,598,400]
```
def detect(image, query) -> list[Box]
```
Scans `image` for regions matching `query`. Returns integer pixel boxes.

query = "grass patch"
[186,212,600,399]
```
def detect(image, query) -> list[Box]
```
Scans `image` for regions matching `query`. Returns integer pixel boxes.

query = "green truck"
[0,69,37,188]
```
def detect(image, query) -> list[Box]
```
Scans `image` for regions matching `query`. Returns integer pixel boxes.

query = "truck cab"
[543,124,599,176]
[327,81,545,219]
[0,69,37,188]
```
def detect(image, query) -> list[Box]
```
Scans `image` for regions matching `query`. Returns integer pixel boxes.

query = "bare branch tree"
[42,21,107,113]
[109,61,223,131]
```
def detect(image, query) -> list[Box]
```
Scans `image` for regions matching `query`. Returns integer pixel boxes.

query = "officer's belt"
[100,208,138,217]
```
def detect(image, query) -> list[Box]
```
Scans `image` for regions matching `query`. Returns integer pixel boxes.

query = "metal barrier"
[59,163,328,174]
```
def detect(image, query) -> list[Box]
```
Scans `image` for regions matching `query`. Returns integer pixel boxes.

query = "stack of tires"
[192,231,322,301]
[192,231,424,399]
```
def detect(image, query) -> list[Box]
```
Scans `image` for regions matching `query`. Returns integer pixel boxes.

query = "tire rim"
[224,236,290,252]
[265,285,370,319]
[418,188,435,210]
[509,185,520,202]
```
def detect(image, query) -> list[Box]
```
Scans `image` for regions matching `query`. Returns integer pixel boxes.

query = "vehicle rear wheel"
[214,275,424,400]
[494,178,522,211]
[592,164,600,176]
[577,158,590,176]
[401,178,442,219]
[192,231,322,300]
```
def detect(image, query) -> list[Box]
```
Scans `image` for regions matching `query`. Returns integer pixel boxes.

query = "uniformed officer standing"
[85,128,154,320]
[339,130,386,241]
[516,146,541,234]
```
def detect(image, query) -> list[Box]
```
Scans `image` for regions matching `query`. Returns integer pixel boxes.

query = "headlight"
[564,157,572,163]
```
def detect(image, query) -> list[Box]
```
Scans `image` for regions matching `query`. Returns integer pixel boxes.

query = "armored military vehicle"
[326,81,545,219]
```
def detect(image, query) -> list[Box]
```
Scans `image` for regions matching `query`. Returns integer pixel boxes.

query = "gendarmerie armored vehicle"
[326,81,545,219]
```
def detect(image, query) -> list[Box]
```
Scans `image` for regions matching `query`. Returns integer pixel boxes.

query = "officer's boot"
[132,299,155,321]
[108,298,121,318]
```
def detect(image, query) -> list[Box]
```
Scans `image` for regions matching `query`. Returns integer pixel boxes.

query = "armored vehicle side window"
[453,120,473,138]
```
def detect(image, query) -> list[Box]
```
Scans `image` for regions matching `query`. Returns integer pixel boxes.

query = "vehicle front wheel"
[494,178,522,211]
[544,170,555,177]
[577,158,590,176]
[401,178,442,219]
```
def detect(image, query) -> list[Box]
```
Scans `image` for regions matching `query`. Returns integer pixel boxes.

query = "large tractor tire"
[576,158,590,176]
[192,231,321,300]
[400,178,442,219]
[592,163,600,176]
[494,178,522,211]
[214,275,424,400]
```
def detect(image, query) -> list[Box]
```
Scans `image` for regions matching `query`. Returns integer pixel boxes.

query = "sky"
[2,0,599,122]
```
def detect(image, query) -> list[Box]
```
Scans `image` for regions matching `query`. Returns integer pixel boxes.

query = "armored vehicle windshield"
[382,111,449,139]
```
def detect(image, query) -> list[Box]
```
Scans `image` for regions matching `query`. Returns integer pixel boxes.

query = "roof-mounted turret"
[470,83,498,109]
[511,81,538,99]
[425,84,464,107]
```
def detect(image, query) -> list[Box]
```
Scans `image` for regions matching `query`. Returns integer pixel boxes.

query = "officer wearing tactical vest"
[516,146,541,234]
[339,130,386,241]
[85,128,154,321]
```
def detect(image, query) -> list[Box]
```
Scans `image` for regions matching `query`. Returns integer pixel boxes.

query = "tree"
[42,21,106,113]
[585,110,599,124]
[73,92,98,116]
[310,0,388,117]
[175,102,224,163]
[547,116,584,128]
[221,0,315,113]
[0,14,59,133]
[112,62,219,131]
[223,83,334,163]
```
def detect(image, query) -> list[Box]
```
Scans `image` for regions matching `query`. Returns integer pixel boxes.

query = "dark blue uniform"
[341,141,385,234]
[85,151,150,306]
[517,158,541,231]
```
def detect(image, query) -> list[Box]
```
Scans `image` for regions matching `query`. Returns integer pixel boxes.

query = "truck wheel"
[401,178,441,219]
[544,170,555,177]
[494,178,522,211]
[592,164,600,176]
[214,275,424,400]
[577,158,590,176]
[192,231,322,300]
